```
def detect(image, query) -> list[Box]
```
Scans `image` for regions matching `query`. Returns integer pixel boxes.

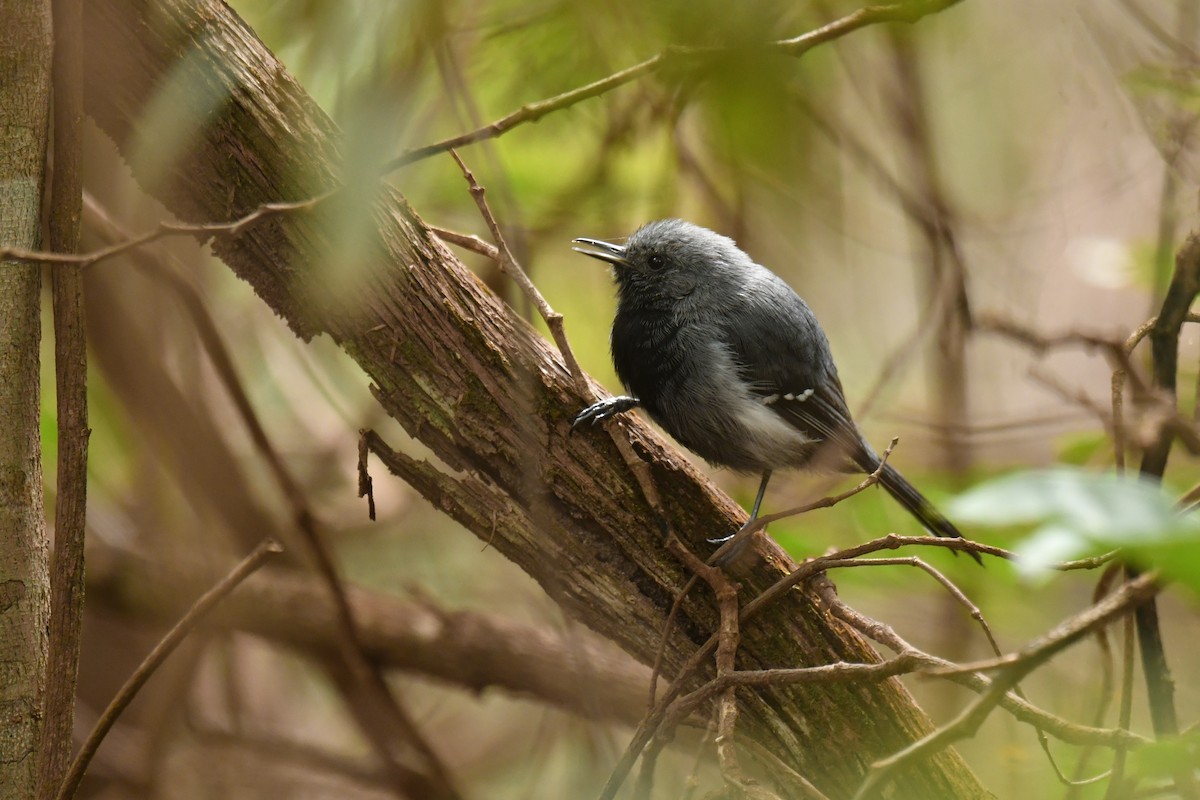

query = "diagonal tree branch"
[80,0,984,797]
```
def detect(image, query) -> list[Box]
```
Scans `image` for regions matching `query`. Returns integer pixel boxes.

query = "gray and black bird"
[572,218,978,563]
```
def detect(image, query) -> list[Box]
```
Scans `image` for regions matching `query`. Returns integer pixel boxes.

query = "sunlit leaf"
[1010,524,1093,578]
[950,469,1200,587]
[1127,731,1200,780]
[949,469,1186,538]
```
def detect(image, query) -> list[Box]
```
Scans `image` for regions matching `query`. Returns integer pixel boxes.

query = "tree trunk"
[82,0,988,796]
[0,2,52,798]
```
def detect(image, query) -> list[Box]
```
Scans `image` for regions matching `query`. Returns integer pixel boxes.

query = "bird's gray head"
[573,219,751,302]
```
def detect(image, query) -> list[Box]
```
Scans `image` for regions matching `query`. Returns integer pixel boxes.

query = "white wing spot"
[763,388,814,405]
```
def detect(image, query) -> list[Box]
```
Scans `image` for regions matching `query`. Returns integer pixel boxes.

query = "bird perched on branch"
[572,218,978,564]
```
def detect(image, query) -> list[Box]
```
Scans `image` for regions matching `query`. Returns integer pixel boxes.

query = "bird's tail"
[869,457,983,565]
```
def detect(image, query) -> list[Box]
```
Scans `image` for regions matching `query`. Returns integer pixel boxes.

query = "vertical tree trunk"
[0,1,52,798]
[38,0,90,794]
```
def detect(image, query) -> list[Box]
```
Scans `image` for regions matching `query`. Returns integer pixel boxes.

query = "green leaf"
[949,469,1200,583]
[1013,524,1092,574]
[949,469,1181,536]
[1128,539,1200,594]
[1127,731,1200,780]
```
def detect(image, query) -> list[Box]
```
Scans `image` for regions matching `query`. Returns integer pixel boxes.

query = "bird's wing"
[719,272,873,471]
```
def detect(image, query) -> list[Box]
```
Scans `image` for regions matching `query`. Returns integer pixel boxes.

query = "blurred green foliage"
[952,467,1200,591]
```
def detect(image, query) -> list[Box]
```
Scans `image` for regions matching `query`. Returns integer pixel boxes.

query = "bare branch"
[38,0,88,791]
[88,542,657,726]
[666,537,746,789]
[55,540,282,800]
[854,571,1160,798]
[825,585,1146,751]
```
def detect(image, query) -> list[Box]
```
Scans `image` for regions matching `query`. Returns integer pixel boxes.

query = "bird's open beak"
[572,237,629,266]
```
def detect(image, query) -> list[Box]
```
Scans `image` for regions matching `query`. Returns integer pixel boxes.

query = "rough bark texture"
[0,2,51,797]
[82,0,988,797]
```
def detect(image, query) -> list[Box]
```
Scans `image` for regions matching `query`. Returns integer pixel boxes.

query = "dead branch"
[87,544,658,726]
[855,571,1161,798]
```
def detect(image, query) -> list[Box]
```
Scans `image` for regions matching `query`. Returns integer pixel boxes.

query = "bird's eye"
[647,253,665,270]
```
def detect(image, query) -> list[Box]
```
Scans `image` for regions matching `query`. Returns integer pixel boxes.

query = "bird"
[570,218,979,564]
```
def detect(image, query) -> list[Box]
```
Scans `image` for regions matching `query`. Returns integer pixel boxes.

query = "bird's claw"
[571,396,640,430]
[708,522,757,567]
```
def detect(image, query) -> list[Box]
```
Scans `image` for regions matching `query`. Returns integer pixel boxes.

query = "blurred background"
[59,0,1199,796]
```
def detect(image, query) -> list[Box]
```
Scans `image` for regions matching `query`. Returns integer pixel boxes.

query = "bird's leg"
[571,396,640,429]
[749,468,771,519]
[708,469,772,547]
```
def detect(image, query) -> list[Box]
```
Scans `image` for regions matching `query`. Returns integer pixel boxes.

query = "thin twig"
[817,556,1001,651]
[925,572,1162,679]
[853,571,1161,799]
[357,430,376,521]
[447,154,679,692]
[382,0,965,174]
[449,150,588,392]
[54,539,282,800]
[431,225,501,261]
[648,574,699,709]
[825,585,1146,751]
[666,536,744,785]
[1,193,332,269]
[1066,565,1127,795]
[678,713,719,800]
[668,655,923,724]
[1106,612,1139,798]
[1114,313,1200,470]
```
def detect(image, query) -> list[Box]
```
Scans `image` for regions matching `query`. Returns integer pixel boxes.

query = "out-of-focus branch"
[39,0,89,794]
[886,26,973,476]
[380,0,964,172]
[1133,233,1200,800]
[87,544,657,726]
[55,540,282,800]
[1140,234,1200,477]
